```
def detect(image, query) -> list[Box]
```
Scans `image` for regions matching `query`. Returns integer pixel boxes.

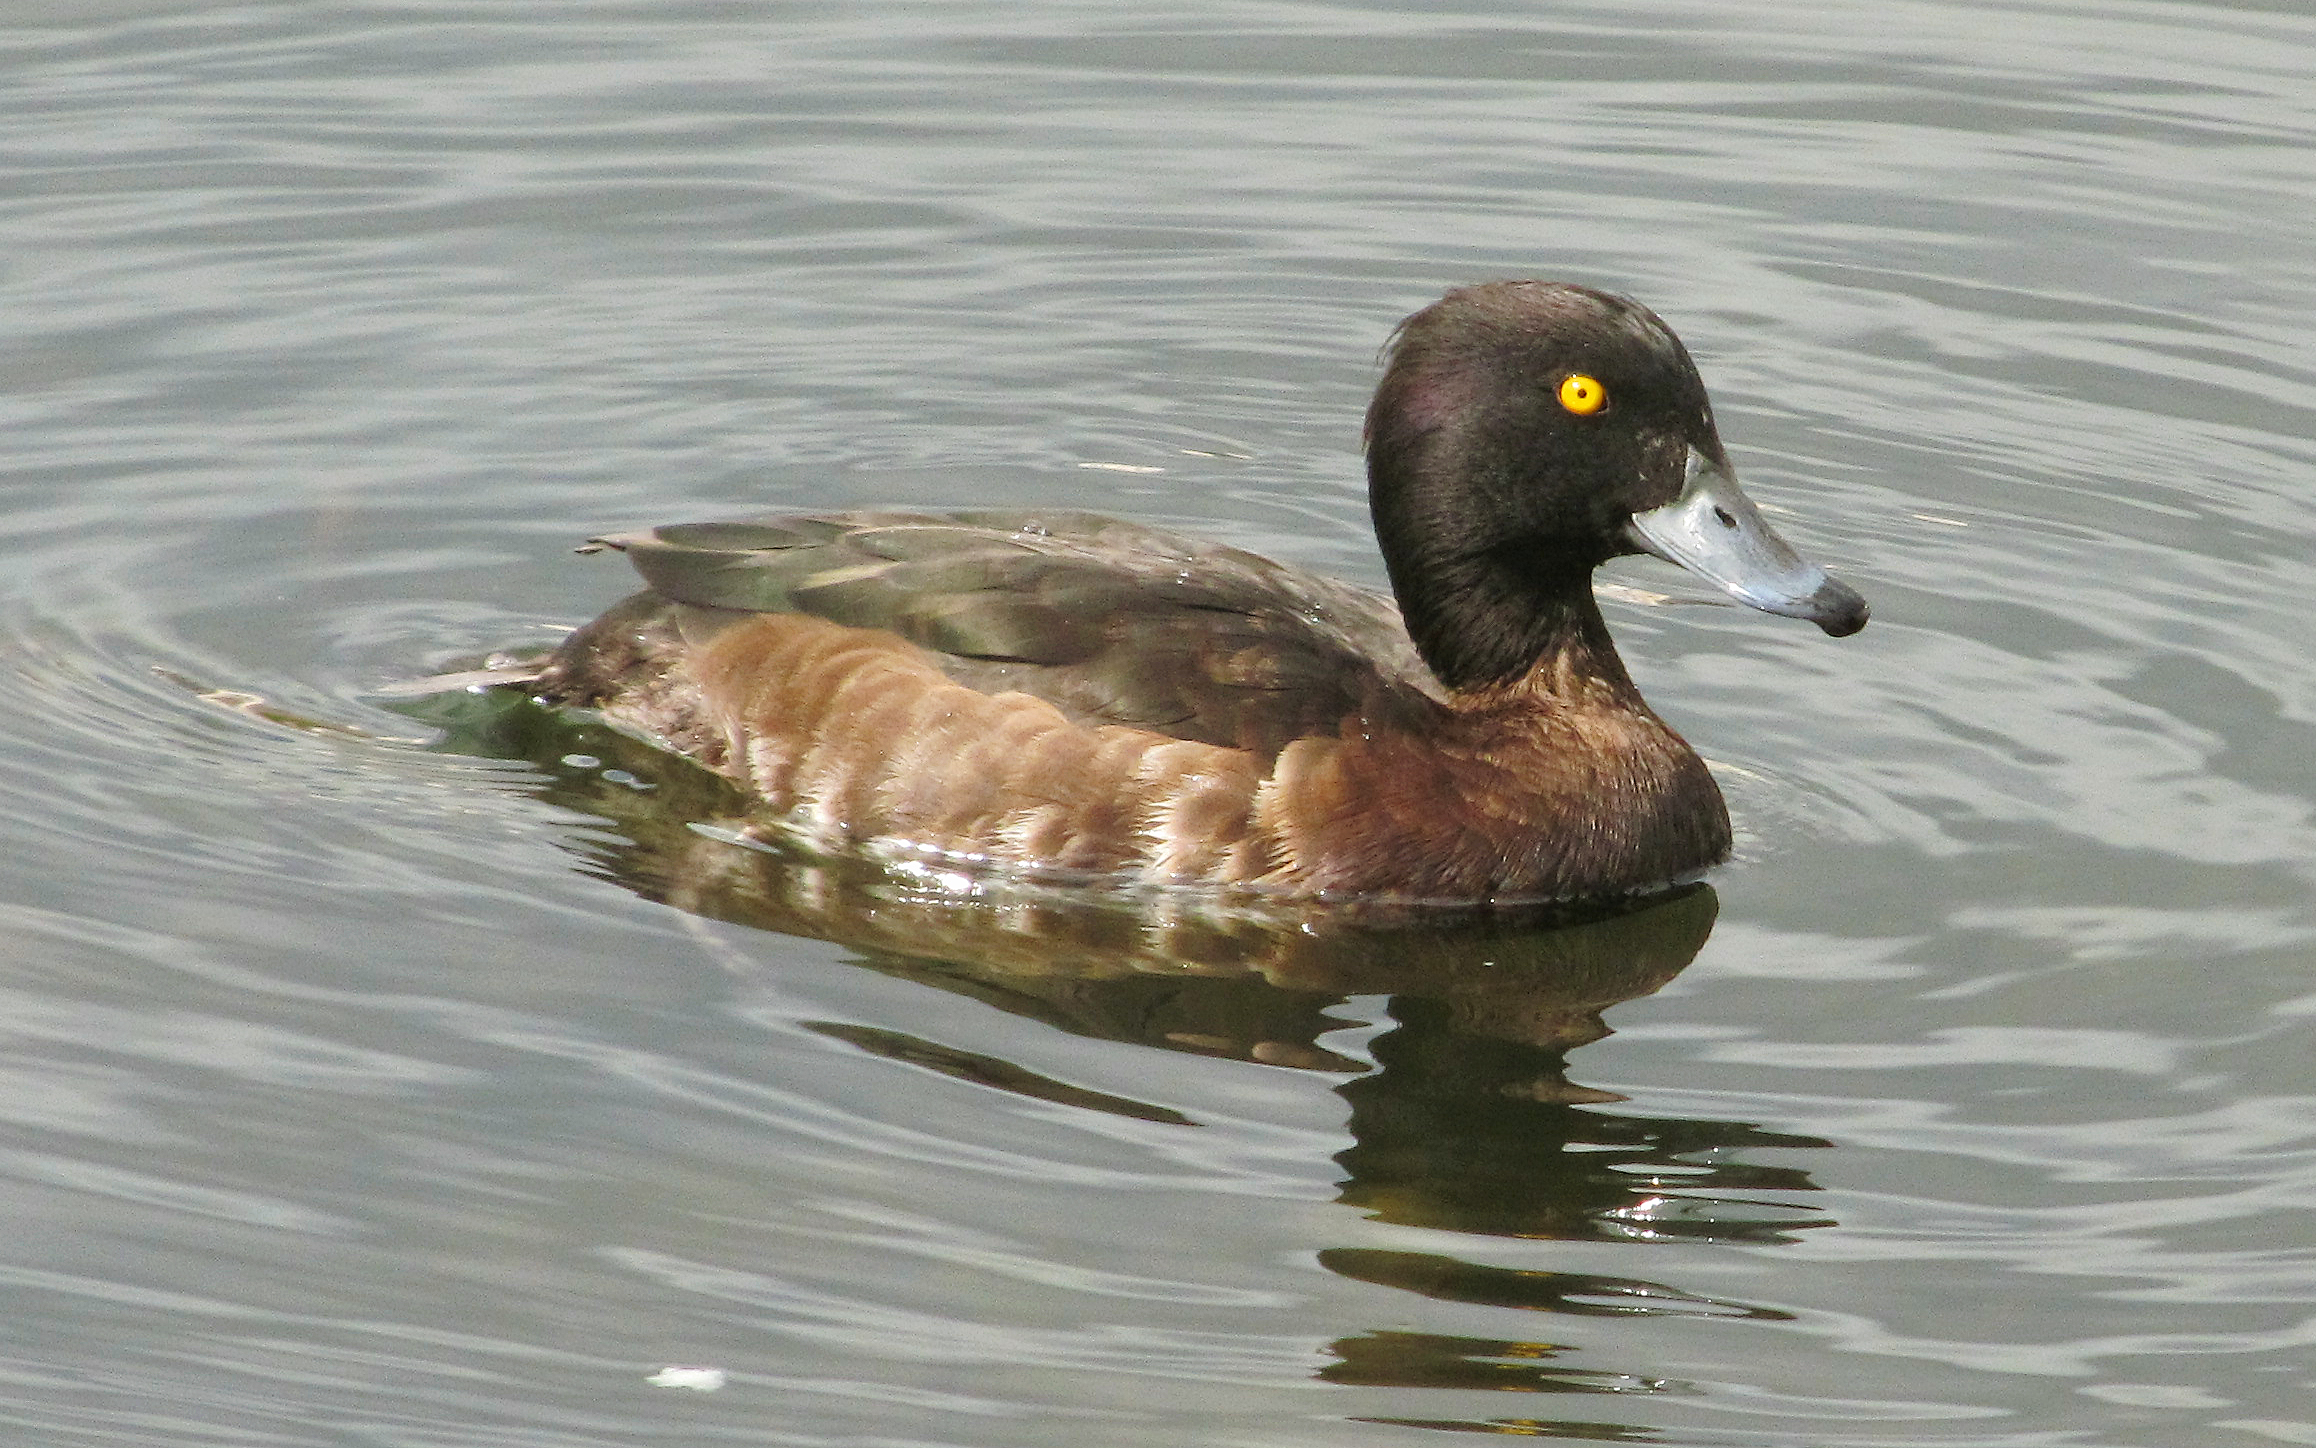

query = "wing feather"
[588,509,1439,758]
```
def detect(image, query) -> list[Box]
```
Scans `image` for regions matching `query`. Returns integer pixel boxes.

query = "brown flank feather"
[537,586,1728,903]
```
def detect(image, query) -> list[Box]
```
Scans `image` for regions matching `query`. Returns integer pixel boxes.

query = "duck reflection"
[414,688,1831,1423]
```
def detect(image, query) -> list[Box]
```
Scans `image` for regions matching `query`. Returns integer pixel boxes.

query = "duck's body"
[534,282,1866,904]
[537,509,1728,900]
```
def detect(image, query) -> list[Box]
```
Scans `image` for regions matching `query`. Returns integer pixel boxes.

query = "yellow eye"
[1558,374,1607,415]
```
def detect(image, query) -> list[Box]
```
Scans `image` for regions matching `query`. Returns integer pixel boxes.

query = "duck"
[531,281,1867,904]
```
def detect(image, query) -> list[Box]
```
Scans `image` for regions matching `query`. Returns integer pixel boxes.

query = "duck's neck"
[1394,546,1637,700]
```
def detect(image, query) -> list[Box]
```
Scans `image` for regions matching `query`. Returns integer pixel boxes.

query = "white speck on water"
[648,1366,727,1392]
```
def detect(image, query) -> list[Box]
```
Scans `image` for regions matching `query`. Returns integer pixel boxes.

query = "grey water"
[4,2,2314,1444]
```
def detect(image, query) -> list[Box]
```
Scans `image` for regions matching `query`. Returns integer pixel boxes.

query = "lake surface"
[4,2,2314,1444]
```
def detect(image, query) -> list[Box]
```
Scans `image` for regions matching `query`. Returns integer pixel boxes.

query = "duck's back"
[545,509,1440,747]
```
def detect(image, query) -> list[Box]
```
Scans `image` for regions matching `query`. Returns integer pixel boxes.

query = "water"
[4,1,2314,1443]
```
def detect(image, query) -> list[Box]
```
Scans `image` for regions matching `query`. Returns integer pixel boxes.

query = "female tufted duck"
[533,281,1867,903]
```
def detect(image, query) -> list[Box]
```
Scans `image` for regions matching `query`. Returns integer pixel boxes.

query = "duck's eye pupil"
[1557,374,1607,415]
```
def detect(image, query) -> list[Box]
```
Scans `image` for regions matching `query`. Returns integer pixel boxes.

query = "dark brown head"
[1366,281,1866,691]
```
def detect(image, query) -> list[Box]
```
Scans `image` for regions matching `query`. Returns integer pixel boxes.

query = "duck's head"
[1366,281,1868,692]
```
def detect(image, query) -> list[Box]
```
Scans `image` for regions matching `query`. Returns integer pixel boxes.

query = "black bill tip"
[1805,577,1870,637]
